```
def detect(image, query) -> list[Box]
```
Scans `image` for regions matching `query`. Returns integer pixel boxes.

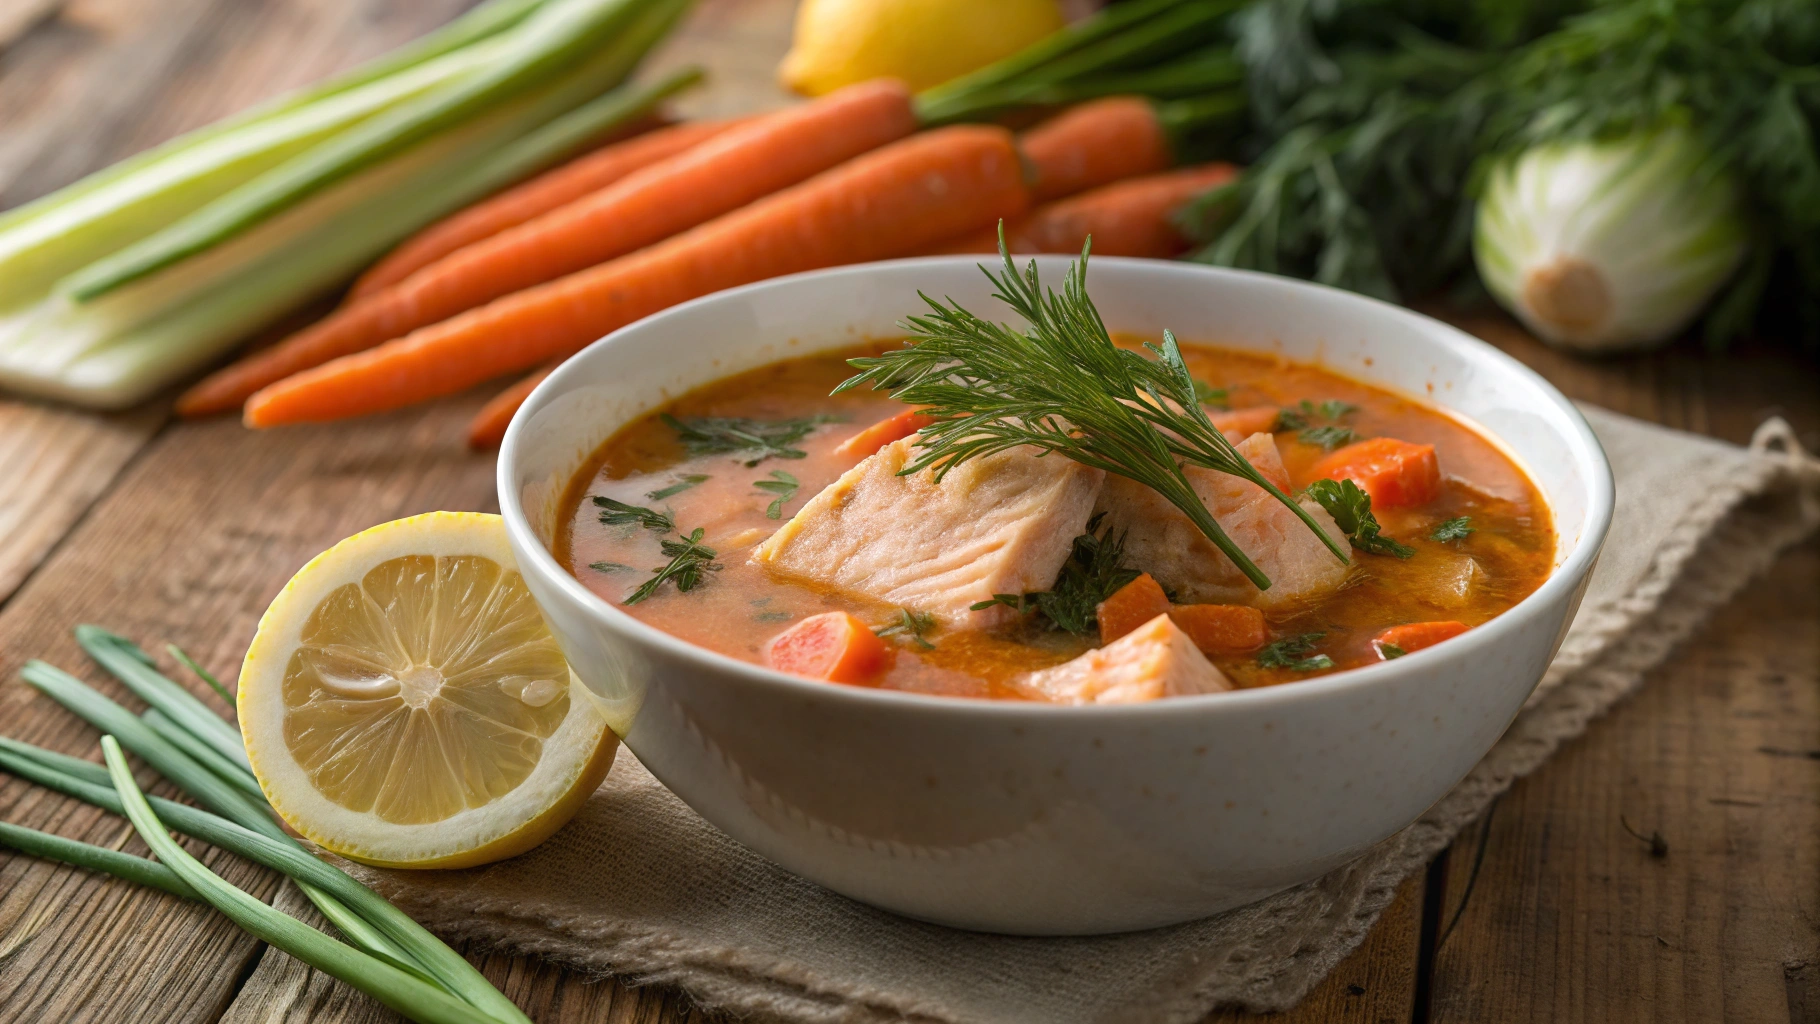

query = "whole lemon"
[780,0,1066,97]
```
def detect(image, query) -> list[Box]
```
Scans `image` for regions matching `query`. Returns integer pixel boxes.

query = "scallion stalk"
[0,821,197,900]
[100,738,507,1024]
[77,625,249,772]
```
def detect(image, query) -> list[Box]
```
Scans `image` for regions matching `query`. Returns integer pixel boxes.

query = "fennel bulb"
[1473,125,1749,353]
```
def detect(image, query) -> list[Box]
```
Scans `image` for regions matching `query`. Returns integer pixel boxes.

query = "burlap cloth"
[346,406,1818,1024]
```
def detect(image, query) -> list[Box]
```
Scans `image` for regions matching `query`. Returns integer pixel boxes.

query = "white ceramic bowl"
[498,257,1613,936]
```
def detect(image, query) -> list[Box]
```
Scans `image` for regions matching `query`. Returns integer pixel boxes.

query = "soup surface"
[557,340,1553,700]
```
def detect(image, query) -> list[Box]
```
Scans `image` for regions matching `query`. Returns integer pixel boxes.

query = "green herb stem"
[141,707,266,802]
[78,625,250,773]
[167,643,236,707]
[0,821,198,901]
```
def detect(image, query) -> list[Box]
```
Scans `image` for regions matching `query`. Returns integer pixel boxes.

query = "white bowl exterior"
[500,257,1612,935]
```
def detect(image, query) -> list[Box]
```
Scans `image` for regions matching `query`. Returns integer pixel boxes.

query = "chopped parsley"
[1430,516,1475,542]
[875,608,937,649]
[1256,633,1335,672]
[1376,641,1407,660]
[1298,424,1361,451]
[753,470,800,519]
[645,474,710,500]
[661,413,840,466]
[593,496,673,533]
[624,528,720,605]
[1302,478,1415,558]
[1279,399,1363,450]
[969,515,1141,637]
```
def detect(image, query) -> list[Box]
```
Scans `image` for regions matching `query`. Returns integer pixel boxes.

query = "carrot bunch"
[180,88,1231,447]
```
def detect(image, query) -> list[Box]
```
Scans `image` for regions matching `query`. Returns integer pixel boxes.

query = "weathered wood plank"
[1427,537,1820,1023]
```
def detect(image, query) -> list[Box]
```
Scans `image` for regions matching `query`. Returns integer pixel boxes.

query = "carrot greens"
[836,234,1348,592]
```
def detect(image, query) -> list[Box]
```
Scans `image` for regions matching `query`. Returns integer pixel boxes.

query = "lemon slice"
[238,511,615,868]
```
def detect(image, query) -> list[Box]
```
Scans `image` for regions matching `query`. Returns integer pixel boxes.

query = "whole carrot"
[348,118,741,299]
[1021,97,1172,204]
[248,125,1030,427]
[186,80,917,420]
[926,163,1237,259]
[467,363,554,449]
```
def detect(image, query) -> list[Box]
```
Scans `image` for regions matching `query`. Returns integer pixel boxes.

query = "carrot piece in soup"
[765,611,891,684]
[1096,573,1171,645]
[1312,437,1442,508]
[1374,621,1469,658]
[833,407,939,459]
[1208,405,1281,440]
[1168,604,1267,655]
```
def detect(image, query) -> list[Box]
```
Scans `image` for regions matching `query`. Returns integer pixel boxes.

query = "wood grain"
[1427,538,1820,1023]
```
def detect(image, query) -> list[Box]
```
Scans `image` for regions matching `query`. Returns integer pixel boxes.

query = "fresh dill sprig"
[1257,632,1334,671]
[1303,478,1415,558]
[593,496,672,533]
[662,414,839,467]
[1430,516,1476,542]
[836,235,1347,591]
[753,470,800,520]
[875,609,937,649]
[624,528,720,605]
[646,474,709,500]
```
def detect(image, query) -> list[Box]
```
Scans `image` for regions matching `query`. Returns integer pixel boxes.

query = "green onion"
[0,821,197,901]
[141,707,265,801]
[101,738,506,1024]
[167,642,236,707]
[77,625,249,772]
[64,0,661,299]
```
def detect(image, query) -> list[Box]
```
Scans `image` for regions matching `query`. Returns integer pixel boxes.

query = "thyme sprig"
[662,413,839,466]
[875,609,937,650]
[836,235,1347,591]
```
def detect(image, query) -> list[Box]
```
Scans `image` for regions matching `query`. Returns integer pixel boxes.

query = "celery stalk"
[63,0,659,300]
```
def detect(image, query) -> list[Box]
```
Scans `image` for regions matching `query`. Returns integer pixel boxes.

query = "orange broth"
[556,340,1554,699]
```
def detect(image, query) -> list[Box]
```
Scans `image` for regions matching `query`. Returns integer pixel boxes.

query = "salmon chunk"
[1016,614,1232,704]
[1095,432,1349,610]
[752,436,1104,626]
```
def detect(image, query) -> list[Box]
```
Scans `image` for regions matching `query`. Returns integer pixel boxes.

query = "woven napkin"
[326,406,1817,1024]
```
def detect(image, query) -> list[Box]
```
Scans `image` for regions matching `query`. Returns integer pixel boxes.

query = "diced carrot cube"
[765,611,891,684]
[1373,621,1469,657]
[1208,405,1280,440]
[1312,437,1441,508]
[834,407,941,459]
[1096,573,1171,644]
[1169,603,1267,654]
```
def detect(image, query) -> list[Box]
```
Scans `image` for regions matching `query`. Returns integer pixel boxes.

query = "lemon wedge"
[238,511,615,869]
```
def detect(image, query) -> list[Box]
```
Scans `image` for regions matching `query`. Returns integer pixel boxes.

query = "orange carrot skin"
[350,118,740,300]
[833,407,939,459]
[246,124,1031,427]
[1313,437,1442,509]
[766,611,891,684]
[926,163,1237,258]
[190,82,916,421]
[1096,573,1171,645]
[466,363,555,449]
[1168,604,1267,655]
[1374,621,1469,656]
[1021,96,1172,204]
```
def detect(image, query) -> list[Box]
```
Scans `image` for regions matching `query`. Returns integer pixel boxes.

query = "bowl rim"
[498,255,1616,719]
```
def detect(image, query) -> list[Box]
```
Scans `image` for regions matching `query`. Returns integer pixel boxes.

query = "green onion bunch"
[0,626,530,1024]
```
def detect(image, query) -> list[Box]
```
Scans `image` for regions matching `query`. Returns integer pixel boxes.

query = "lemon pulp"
[281,553,569,825]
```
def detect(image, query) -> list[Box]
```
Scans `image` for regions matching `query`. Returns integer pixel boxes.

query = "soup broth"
[557,340,1553,700]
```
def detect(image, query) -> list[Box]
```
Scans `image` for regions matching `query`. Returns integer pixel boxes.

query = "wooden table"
[1,2,1815,1022]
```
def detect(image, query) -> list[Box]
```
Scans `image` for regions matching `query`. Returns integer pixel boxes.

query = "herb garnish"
[753,470,800,519]
[588,561,635,573]
[1257,633,1335,672]
[836,237,1347,591]
[754,610,794,624]
[1303,478,1415,558]
[593,496,673,533]
[969,514,1141,637]
[1277,399,1361,450]
[1298,424,1361,451]
[1430,516,1475,542]
[875,609,937,649]
[662,413,839,466]
[1193,378,1229,409]
[624,528,720,605]
[646,474,710,500]
[1376,641,1407,660]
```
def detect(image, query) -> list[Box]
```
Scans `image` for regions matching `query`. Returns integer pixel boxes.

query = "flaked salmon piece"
[1095,432,1348,610]
[752,436,1104,627]
[1015,614,1231,704]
